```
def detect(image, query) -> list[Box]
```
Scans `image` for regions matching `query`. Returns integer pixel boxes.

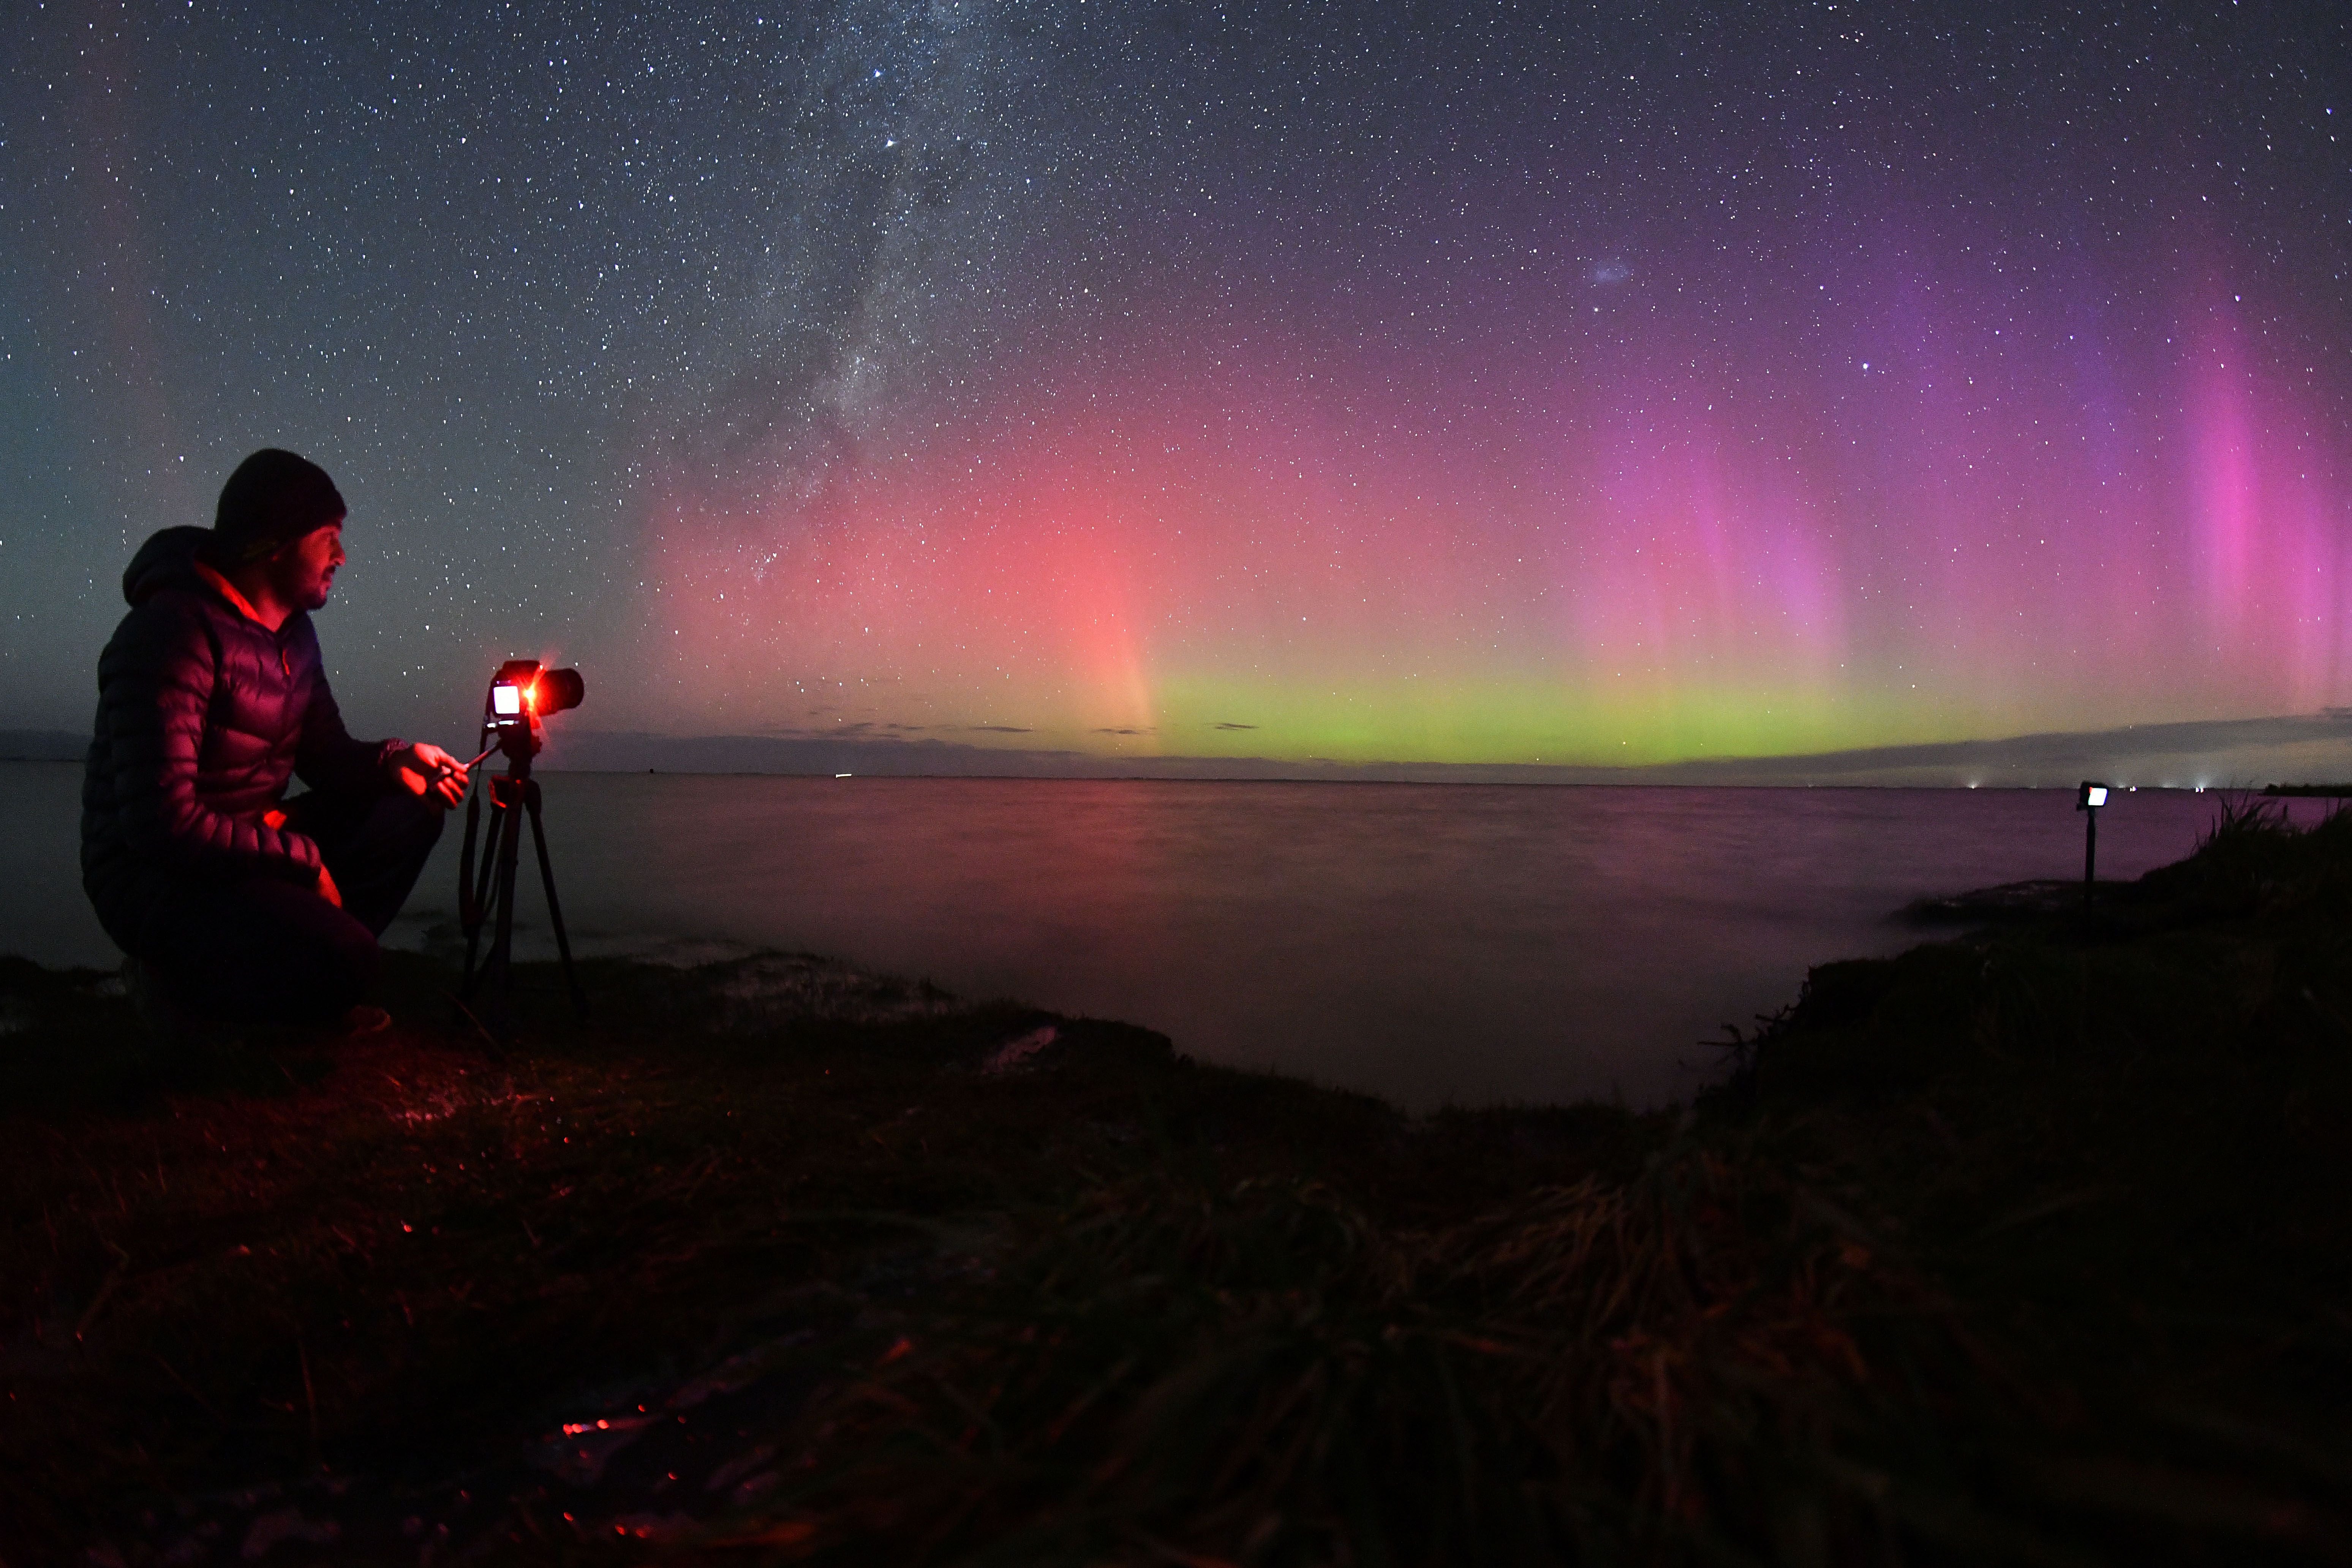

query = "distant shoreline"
[9,708,2348,789]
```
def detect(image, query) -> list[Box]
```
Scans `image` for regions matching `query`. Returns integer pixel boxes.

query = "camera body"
[482,659,585,762]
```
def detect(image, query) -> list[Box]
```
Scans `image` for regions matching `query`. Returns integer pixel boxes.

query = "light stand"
[2076,780,2109,915]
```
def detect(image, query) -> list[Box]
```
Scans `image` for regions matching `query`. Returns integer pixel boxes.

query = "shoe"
[338,1004,394,1039]
[121,956,192,1043]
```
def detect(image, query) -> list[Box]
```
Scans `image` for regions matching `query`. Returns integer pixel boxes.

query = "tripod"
[458,721,586,1018]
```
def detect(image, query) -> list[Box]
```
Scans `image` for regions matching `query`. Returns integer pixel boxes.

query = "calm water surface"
[1,762,2309,1110]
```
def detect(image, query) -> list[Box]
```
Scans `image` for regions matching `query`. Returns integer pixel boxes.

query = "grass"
[3,800,2350,1565]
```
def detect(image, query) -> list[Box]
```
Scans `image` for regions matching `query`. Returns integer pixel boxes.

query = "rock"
[1898,879,2093,926]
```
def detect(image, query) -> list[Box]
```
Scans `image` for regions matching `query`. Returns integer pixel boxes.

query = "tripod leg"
[461,794,503,997]
[472,800,507,931]
[488,781,525,993]
[523,780,587,1018]
[457,784,482,930]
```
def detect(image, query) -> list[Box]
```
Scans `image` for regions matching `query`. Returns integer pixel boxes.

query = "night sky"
[5,0,2349,768]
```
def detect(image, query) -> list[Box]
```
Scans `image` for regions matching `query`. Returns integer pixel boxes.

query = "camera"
[484,659,585,735]
[481,659,585,765]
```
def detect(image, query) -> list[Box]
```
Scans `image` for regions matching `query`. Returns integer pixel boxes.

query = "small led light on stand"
[2076,780,2110,914]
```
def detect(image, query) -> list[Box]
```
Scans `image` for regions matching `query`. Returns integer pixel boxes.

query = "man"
[82,449,468,1028]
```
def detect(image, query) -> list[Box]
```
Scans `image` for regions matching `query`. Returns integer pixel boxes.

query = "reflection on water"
[0,762,2314,1110]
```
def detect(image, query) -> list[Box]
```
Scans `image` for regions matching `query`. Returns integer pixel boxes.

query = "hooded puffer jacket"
[81,526,397,955]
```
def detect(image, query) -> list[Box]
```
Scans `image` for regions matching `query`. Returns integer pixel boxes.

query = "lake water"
[2,761,2314,1110]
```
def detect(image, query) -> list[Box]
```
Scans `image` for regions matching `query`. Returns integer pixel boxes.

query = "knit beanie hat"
[211,449,346,564]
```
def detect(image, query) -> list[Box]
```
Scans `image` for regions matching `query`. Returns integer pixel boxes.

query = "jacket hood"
[122,527,217,607]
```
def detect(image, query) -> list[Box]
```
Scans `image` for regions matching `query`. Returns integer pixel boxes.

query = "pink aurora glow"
[634,271,2351,764]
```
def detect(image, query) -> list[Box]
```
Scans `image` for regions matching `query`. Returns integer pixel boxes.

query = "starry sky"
[5,0,2349,768]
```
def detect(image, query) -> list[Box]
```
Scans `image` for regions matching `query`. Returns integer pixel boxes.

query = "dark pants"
[140,790,445,1021]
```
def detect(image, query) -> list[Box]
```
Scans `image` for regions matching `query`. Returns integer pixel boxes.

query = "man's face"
[269,521,346,611]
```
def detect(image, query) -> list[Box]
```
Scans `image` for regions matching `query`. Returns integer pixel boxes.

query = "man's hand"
[389,742,468,807]
[316,864,344,909]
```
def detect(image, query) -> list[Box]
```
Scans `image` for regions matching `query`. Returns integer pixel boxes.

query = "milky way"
[5,1,2349,766]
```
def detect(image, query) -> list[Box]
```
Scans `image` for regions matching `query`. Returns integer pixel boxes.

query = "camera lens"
[539,667,585,714]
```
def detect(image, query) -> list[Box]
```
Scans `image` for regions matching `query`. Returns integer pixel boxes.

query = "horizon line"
[4,708,2349,787]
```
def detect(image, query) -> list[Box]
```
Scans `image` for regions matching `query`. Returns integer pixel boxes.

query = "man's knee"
[357,789,444,864]
[310,790,446,937]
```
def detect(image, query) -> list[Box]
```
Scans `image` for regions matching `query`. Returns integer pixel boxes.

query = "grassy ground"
[3,802,2349,1565]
